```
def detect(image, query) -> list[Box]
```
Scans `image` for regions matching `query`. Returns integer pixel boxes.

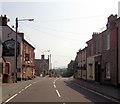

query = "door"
[95,62,101,83]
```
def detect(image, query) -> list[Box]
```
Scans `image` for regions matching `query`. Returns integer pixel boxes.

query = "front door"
[95,62,101,83]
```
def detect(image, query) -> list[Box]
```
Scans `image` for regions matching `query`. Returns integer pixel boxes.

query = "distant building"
[40,55,49,76]
[35,59,41,76]
[75,47,87,80]
[35,55,49,77]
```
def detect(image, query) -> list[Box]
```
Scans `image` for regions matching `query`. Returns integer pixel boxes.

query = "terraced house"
[75,14,120,86]
[116,16,120,86]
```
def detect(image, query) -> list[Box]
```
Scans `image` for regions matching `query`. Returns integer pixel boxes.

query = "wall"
[117,18,120,85]
[87,56,95,81]
[1,25,22,81]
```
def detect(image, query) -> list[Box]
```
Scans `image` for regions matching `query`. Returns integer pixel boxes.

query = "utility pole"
[14,17,18,83]
[14,17,34,83]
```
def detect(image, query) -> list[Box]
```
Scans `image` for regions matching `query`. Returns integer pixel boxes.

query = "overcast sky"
[1,0,120,68]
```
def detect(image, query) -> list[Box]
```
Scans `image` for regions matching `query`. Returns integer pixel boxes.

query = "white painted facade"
[87,56,95,81]
[0,26,23,75]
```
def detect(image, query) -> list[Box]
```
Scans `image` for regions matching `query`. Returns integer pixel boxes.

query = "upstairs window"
[106,32,110,50]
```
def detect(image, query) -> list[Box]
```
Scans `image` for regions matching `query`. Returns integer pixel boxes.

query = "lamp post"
[14,17,34,83]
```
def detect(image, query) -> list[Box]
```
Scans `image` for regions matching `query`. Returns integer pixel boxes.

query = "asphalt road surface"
[3,77,117,103]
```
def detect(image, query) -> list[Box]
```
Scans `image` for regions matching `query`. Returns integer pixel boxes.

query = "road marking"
[54,84,56,88]
[3,81,35,103]
[25,84,32,89]
[73,82,120,103]
[21,89,24,91]
[18,91,22,94]
[4,94,18,103]
[56,89,61,97]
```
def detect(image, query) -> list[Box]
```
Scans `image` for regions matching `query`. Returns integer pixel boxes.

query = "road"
[3,77,116,103]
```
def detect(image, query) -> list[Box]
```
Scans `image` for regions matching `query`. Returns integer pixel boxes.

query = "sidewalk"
[73,78,120,102]
[2,76,41,103]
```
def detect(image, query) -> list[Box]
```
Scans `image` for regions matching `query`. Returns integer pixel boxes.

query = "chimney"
[106,14,117,29]
[41,54,44,60]
[0,15,9,26]
[18,33,24,39]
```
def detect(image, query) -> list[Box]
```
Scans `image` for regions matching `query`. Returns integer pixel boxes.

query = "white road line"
[56,89,61,97]
[18,91,22,94]
[25,84,31,89]
[73,82,120,103]
[54,84,56,88]
[4,94,18,103]
[21,89,24,91]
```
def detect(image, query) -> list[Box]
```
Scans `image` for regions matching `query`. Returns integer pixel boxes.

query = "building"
[80,47,87,80]
[35,55,49,77]
[1,15,23,82]
[92,32,102,83]
[116,17,120,86]
[40,55,49,76]
[86,32,102,82]
[86,38,95,81]
[75,50,82,79]
[0,15,35,82]
[101,15,118,86]
[35,59,41,76]
[22,38,35,80]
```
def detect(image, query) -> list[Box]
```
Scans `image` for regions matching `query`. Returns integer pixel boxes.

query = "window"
[105,62,110,79]
[91,44,94,55]
[106,33,110,50]
[89,64,93,78]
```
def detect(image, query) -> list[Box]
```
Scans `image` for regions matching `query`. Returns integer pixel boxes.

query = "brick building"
[22,38,35,80]
[101,15,118,86]
[116,17,120,86]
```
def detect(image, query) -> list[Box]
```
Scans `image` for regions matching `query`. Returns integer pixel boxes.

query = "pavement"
[73,78,120,102]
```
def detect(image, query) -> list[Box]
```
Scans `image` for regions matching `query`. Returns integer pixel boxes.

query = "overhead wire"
[19,22,86,46]
[20,24,76,59]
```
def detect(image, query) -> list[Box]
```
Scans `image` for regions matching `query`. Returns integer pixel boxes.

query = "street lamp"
[14,17,34,83]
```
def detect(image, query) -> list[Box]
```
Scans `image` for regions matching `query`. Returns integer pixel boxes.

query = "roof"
[23,39,35,49]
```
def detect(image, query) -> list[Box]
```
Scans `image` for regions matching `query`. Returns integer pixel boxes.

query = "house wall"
[101,15,118,86]
[117,18,120,85]
[22,40,35,80]
[1,26,22,76]
[87,56,95,81]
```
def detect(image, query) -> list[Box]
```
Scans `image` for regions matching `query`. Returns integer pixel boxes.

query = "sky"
[1,0,120,68]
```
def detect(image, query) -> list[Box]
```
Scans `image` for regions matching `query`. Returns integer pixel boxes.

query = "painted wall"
[1,26,22,74]
[87,56,95,81]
